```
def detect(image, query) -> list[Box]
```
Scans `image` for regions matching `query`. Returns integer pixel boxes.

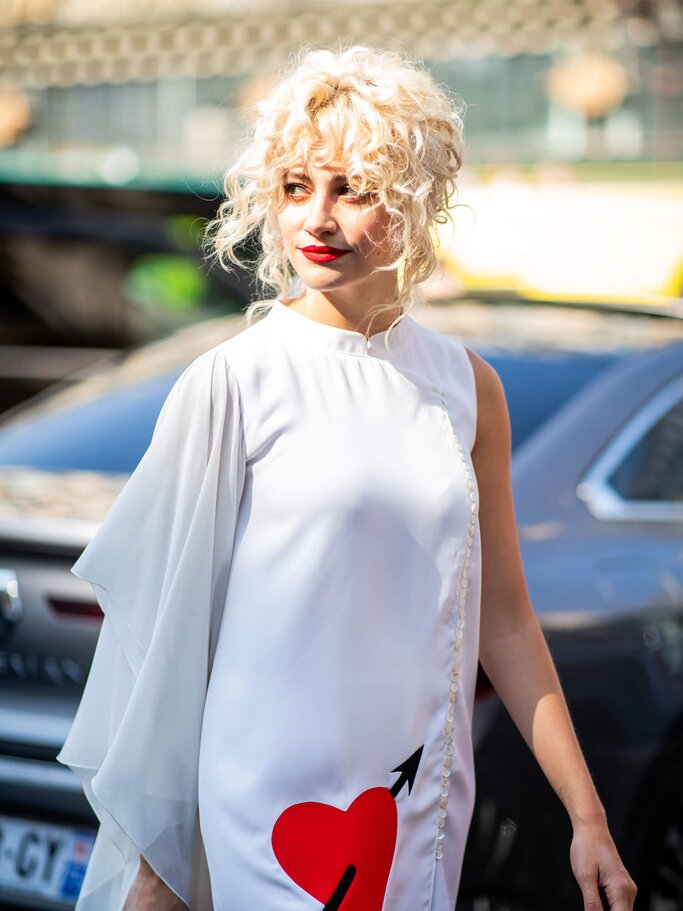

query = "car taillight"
[48,597,103,620]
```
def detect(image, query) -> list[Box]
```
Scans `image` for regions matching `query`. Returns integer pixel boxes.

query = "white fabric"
[58,298,481,911]
[57,348,246,910]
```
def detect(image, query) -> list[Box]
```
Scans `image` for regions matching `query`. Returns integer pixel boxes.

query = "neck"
[290,277,403,336]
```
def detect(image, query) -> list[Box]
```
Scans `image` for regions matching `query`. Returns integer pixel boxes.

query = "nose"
[303,190,338,236]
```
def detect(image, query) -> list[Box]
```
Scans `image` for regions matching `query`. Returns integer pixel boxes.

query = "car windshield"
[0,370,182,475]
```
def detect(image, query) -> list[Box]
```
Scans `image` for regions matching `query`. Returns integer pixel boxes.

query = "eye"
[339,183,374,204]
[282,182,309,203]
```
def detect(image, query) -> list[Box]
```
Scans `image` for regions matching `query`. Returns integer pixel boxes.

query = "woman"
[58,45,637,911]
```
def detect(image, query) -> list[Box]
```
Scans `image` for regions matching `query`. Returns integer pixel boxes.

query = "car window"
[607,393,683,503]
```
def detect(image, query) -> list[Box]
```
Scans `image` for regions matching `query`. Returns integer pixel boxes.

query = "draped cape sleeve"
[56,346,247,910]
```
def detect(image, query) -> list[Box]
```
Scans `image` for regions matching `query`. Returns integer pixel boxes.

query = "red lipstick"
[299,245,350,263]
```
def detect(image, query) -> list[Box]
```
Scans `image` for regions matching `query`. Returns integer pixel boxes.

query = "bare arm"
[466,348,637,911]
[122,855,187,911]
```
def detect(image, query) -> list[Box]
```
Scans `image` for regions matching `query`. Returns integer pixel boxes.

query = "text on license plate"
[0,814,95,903]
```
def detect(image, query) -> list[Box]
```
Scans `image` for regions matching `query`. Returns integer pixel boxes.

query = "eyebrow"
[283,170,348,182]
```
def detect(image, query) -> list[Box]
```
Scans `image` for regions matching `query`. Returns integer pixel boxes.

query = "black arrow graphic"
[321,745,425,910]
[389,744,424,798]
[322,864,356,911]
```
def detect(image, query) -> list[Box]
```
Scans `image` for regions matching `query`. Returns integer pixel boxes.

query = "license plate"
[0,815,94,904]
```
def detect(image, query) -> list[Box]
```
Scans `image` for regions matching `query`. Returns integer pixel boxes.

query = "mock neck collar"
[264,298,414,359]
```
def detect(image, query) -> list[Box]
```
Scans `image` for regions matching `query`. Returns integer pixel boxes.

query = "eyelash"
[282,182,369,204]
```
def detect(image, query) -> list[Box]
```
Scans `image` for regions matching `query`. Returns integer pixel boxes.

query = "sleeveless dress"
[57,298,481,911]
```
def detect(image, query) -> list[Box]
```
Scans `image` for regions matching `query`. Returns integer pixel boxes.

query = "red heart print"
[271,786,398,910]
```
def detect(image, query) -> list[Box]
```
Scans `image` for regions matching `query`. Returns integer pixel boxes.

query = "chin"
[296,271,353,293]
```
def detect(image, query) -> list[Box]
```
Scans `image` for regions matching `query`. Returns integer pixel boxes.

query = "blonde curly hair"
[203,44,466,331]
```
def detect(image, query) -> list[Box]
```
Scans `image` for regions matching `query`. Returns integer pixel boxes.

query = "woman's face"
[275,161,396,297]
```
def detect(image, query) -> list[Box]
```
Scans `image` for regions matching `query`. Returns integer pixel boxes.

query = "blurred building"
[0,0,682,188]
[0,0,681,354]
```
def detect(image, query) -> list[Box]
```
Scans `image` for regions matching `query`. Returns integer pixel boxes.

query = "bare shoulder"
[463,346,511,456]
[464,346,502,395]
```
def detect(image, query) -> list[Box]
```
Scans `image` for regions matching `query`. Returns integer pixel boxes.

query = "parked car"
[0,298,679,910]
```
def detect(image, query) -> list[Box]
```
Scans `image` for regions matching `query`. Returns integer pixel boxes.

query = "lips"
[299,245,350,263]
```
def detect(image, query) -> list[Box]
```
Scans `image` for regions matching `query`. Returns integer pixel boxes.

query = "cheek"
[276,209,300,248]
[358,211,393,259]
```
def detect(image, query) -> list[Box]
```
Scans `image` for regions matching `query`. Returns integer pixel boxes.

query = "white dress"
[57,298,481,911]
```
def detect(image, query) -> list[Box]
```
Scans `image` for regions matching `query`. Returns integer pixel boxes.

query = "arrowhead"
[389,744,424,798]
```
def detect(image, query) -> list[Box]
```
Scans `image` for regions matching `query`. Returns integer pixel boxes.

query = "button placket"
[433,388,478,861]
